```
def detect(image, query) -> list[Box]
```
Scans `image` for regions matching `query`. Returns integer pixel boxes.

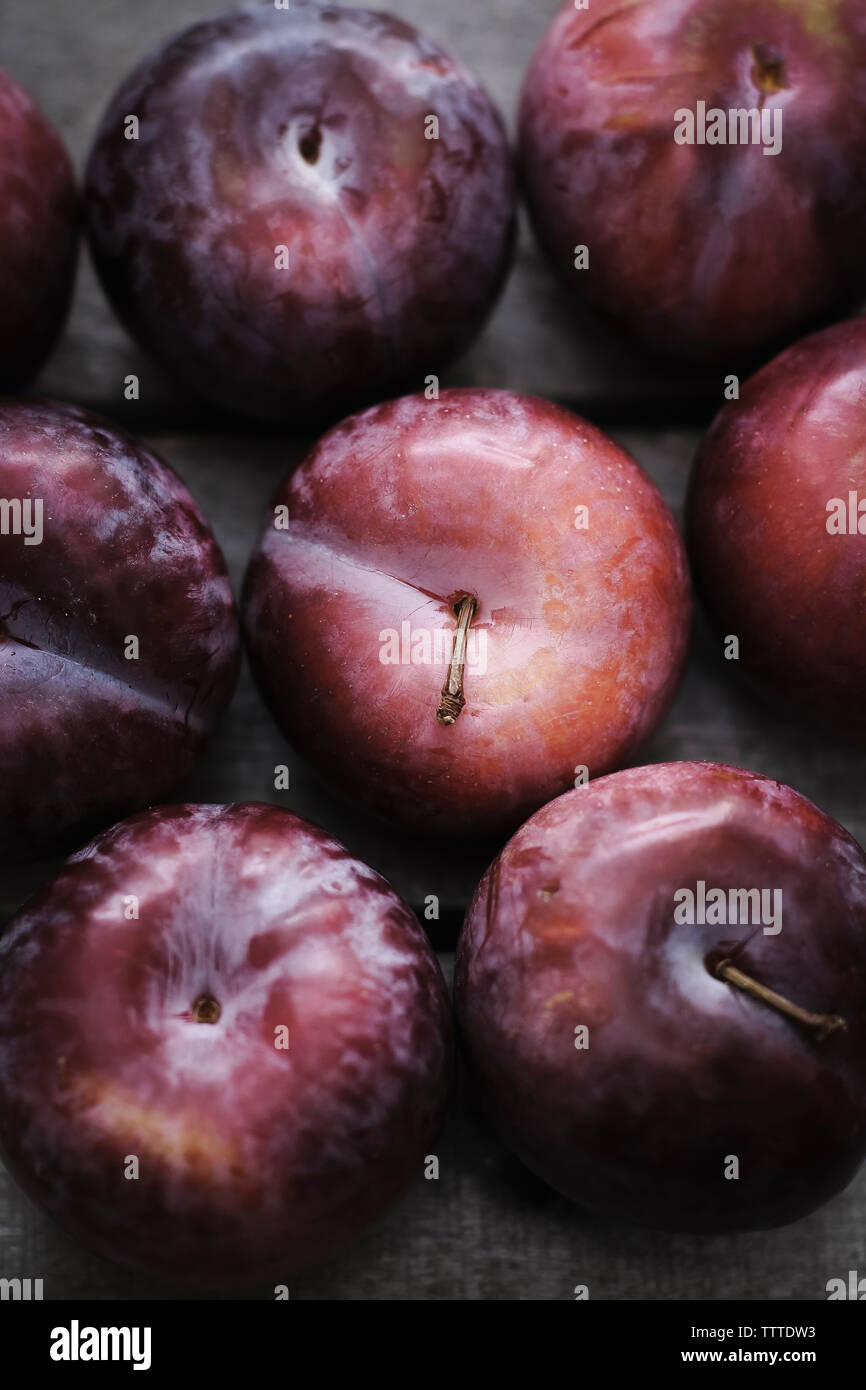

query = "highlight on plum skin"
[0,67,79,389]
[84,3,516,425]
[0,802,452,1287]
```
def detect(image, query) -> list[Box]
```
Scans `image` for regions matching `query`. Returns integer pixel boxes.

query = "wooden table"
[1,0,863,1301]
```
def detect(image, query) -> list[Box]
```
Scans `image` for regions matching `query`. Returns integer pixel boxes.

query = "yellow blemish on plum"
[480,647,559,705]
[543,990,576,1011]
[211,149,248,200]
[773,0,844,43]
[532,909,585,943]
[603,112,645,130]
[542,596,571,632]
[71,1074,246,1181]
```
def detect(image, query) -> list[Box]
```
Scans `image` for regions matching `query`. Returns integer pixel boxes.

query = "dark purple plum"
[84,4,515,424]
[0,802,451,1285]
[0,399,239,859]
[0,68,79,388]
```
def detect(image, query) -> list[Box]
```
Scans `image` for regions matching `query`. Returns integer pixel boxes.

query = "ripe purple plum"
[0,802,451,1285]
[242,388,691,839]
[519,0,866,360]
[0,68,79,388]
[456,761,866,1232]
[85,4,515,424]
[687,316,866,742]
[0,399,239,859]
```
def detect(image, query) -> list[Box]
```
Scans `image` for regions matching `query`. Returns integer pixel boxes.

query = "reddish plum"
[242,388,691,839]
[456,761,866,1232]
[0,802,451,1285]
[519,0,866,360]
[687,317,866,742]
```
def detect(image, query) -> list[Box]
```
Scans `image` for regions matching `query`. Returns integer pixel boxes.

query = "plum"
[687,316,866,742]
[84,3,515,424]
[0,802,451,1285]
[242,387,691,839]
[0,398,239,859]
[0,68,79,388]
[519,0,866,361]
[456,761,866,1232]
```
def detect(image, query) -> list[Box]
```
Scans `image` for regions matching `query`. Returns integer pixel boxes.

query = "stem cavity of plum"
[436,595,478,726]
[712,957,847,1042]
[192,995,221,1025]
[751,42,789,102]
[298,124,323,165]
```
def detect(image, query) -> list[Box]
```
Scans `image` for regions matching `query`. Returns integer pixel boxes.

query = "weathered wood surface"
[1,0,865,1301]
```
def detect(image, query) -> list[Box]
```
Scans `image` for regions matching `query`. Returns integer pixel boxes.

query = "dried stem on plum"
[437,595,477,725]
[713,958,846,1041]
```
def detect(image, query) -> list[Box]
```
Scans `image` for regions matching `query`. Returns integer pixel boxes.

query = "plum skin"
[519,0,866,361]
[456,761,866,1232]
[0,68,79,388]
[0,398,239,860]
[84,3,515,425]
[687,317,866,743]
[241,387,691,840]
[0,802,452,1286]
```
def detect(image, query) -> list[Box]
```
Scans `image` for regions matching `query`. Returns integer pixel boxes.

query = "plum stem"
[713,959,847,1041]
[437,595,478,725]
